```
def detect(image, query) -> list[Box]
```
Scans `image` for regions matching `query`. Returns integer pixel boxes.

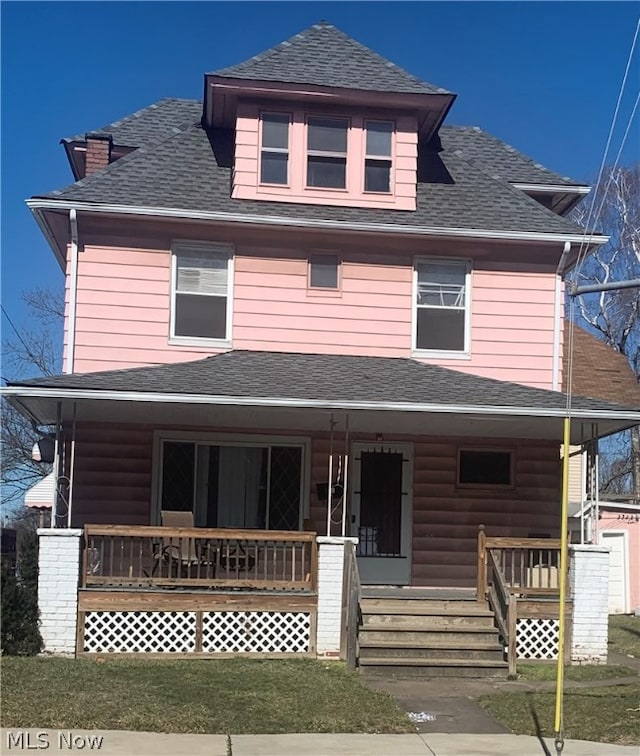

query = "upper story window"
[415,259,470,354]
[365,121,393,193]
[309,253,340,289]
[260,113,290,185]
[171,243,233,343]
[306,117,349,189]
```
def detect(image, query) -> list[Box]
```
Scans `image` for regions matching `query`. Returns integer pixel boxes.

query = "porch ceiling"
[8,393,637,443]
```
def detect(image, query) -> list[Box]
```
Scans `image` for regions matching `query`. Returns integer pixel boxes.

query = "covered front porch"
[6,351,638,663]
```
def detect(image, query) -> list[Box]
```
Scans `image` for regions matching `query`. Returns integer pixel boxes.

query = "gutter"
[26,198,609,247]
[552,241,571,391]
[66,209,79,374]
[3,385,639,423]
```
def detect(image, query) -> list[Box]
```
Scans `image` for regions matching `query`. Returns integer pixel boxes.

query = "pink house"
[6,23,639,670]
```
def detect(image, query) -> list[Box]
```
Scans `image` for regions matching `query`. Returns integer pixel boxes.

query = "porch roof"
[5,351,639,443]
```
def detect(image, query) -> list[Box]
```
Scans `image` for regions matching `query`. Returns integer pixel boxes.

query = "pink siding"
[70,241,558,389]
[598,511,640,611]
[232,103,417,210]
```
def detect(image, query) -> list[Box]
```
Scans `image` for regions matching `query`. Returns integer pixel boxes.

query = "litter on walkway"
[408,712,437,722]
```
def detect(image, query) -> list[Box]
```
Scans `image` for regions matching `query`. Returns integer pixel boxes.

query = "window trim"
[412,257,472,359]
[259,111,291,187]
[151,430,311,529]
[363,119,394,195]
[308,252,342,291]
[456,447,515,489]
[169,241,234,347]
[304,114,350,191]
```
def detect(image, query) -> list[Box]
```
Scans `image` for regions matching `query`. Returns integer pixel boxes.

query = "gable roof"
[40,119,589,238]
[62,98,202,146]
[563,323,640,407]
[211,22,450,95]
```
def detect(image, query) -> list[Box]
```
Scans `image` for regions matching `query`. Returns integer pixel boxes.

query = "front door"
[351,443,412,585]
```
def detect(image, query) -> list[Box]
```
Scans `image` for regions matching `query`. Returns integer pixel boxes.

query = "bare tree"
[570,163,640,496]
[1,288,64,518]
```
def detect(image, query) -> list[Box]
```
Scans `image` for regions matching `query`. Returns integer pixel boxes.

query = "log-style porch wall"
[68,423,561,587]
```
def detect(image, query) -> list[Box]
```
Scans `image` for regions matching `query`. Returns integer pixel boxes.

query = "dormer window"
[365,121,393,193]
[260,113,290,185]
[306,117,349,189]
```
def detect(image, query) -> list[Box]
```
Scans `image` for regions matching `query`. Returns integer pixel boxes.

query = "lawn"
[517,662,636,682]
[478,684,640,746]
[0,657,413,734]
[609,614,640,658]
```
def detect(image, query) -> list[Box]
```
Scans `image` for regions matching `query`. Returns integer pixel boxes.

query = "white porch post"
[37,528,82,654]
[569,544,609,663]
[315,536,357,658]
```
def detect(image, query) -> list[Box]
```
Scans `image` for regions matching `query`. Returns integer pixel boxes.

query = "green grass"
[609,614,640,658]
[478,684,640,745]
[0,657,413,734]
[517,662,636,681]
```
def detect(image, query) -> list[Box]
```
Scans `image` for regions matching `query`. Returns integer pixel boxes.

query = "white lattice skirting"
[516,618,560,660]
[82,610,311,654]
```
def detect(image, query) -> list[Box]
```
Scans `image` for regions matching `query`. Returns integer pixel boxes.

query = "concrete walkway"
[1,729,636,755]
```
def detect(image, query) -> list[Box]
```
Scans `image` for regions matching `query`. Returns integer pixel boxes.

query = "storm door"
[351,443,412,584]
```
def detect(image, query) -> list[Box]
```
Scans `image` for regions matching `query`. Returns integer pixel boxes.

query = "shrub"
[1,530,43,655]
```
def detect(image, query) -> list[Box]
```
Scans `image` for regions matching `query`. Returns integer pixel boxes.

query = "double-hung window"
[365,120,393,192]
[306,116,349,189]
[171,243,232,342]
[260,112,290,185]
[415,260,470,353]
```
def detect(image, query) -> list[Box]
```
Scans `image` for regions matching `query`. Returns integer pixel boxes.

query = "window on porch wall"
[160,441,302,530]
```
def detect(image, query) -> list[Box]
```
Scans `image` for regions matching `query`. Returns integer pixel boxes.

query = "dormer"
[203,22,456,212]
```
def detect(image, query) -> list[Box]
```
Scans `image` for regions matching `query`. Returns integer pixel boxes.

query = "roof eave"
[26,198,608,248]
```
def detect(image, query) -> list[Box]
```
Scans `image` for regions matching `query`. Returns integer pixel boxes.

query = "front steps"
[358,589,508,678]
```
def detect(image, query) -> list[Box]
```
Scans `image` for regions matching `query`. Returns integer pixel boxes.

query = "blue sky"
[1,1,638,362]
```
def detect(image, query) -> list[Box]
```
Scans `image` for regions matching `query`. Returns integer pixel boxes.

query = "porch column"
[37,528,82,654]
[569,544,609,663]
[316,536,357,658]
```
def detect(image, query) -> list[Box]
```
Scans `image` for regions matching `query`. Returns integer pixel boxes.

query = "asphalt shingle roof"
[63,98,202,146]
[440,126,583,188]
[42,119,587,237]
[211,22,450,95]
[12,351,638,413]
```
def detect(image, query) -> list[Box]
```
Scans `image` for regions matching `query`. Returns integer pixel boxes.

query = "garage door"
[600,532,628,614]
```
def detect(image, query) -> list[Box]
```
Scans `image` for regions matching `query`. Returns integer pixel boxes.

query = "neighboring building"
[4,23,639,662]
[564,323,640,614]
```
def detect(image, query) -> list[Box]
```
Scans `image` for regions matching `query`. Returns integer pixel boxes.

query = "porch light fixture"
[31,436,55,464]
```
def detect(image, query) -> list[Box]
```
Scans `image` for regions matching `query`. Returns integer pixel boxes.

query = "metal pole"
[570,278,640,296]
[51,402,62,528]
[326,415,334,537]
[67,403,77,528]
[341,414,350,537]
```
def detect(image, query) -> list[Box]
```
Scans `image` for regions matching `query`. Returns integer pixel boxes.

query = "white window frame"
[363,119,394,194]
[259,111,291,187]
[412,257,472,359]
[308,252,341,290]
[169,241,234,347]
[151,431,311,530]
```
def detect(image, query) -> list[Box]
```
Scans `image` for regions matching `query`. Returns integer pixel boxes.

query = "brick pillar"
[569,544,609,663]
[315,536,357,657]
[84,133,112,176]
[37,528,82,654]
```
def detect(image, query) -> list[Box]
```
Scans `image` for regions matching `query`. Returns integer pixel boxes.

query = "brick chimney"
[84,132,112,176]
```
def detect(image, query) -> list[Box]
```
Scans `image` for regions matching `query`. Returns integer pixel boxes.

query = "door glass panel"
[161,442,195,512]
[357,451,403,557]
[268,446,302,530]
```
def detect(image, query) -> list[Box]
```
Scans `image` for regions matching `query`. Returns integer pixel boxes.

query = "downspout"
[66,208,79,374]
[552,242,571,391]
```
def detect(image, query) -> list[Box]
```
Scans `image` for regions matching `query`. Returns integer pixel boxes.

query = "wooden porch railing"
[341,540,361,669]
[82,525,318,592]
[477,525,570,677]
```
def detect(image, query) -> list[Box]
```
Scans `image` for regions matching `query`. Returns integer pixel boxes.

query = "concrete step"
[358,641,504,661]
[359,656,508,678]
[360,598,492,614]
